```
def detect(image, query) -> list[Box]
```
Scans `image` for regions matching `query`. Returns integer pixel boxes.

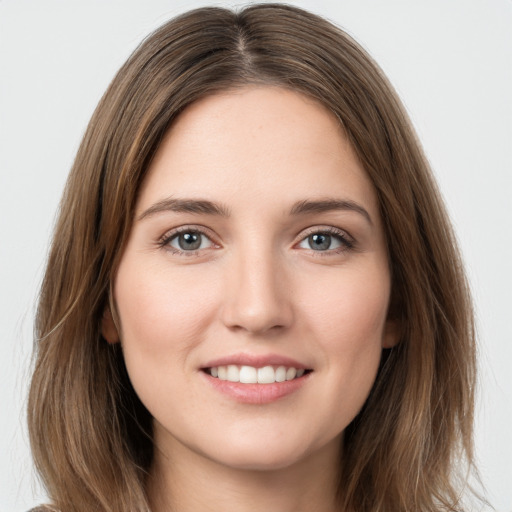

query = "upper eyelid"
[159,225,218,243]
[295,225,354,242]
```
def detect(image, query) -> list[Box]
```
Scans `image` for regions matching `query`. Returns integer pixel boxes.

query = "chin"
[213,449,307,472]
[200,433,325,472]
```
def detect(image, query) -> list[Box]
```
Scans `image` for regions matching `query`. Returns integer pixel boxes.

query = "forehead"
[137,86,378,217]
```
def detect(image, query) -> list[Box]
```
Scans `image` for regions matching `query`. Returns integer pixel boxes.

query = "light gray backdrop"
[1,1,511,510]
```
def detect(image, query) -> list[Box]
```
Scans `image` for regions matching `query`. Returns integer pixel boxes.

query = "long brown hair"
[28,4,477,511]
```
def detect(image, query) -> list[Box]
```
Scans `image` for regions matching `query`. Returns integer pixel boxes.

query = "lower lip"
[201,372,310,404]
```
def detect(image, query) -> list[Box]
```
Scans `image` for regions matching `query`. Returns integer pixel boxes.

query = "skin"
[104,87,397,512]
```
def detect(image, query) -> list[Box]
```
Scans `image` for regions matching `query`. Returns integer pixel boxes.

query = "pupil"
[310,233,331,251]
[179,232,201,250]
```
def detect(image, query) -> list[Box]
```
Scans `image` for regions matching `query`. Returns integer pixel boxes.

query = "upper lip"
[202,353,311,370]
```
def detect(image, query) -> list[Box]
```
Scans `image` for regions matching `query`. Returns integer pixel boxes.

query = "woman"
[28,4,477,511]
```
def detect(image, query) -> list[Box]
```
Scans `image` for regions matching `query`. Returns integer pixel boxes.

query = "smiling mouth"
[203,365,312,384]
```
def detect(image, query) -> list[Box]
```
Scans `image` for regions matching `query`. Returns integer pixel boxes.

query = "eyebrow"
[138,198,230,220]
[138,196,372,225]
[289,199,373,225]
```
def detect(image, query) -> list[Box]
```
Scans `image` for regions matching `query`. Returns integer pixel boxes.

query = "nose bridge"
[222,238,292,334]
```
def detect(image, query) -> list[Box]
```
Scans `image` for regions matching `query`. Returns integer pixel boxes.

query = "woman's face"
[109,87,397,471]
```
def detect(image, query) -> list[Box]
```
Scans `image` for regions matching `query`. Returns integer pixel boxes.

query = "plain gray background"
[1,1,511,510]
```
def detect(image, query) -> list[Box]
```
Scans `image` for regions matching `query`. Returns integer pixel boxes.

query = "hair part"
[28,4,477,511]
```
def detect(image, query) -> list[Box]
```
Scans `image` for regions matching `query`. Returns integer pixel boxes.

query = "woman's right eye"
[163,229,215,253]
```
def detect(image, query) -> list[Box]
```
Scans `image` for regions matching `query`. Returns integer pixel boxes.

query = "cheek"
[301,262,391,349]
[299,264,390,420]
[112,258,222,427]
[113,257,219,366]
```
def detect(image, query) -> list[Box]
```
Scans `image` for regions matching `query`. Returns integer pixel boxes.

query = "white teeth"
[258,366,275,384]
[275,366,286,382]
[208,365,308,384]
[286,367,297,380]
[239,365,258,384]
[227,365,239,382]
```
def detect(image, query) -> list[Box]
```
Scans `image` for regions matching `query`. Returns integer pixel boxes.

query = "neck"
[148,435,341,512]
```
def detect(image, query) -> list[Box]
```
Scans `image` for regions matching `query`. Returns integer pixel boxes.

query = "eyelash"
[157,225,355,256]
[296,226,355,256]
[158,226,218,256]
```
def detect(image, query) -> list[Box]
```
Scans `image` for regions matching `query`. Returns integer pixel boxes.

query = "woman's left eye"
[164,230,215,253]
[297,230,353,252]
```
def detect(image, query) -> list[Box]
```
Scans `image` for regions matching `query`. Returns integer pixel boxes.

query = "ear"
[382,318,401,349]
[101,307,120,344]
[382,285,402,348]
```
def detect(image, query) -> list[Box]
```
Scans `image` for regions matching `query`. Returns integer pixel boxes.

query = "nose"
[221,248,294,335]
